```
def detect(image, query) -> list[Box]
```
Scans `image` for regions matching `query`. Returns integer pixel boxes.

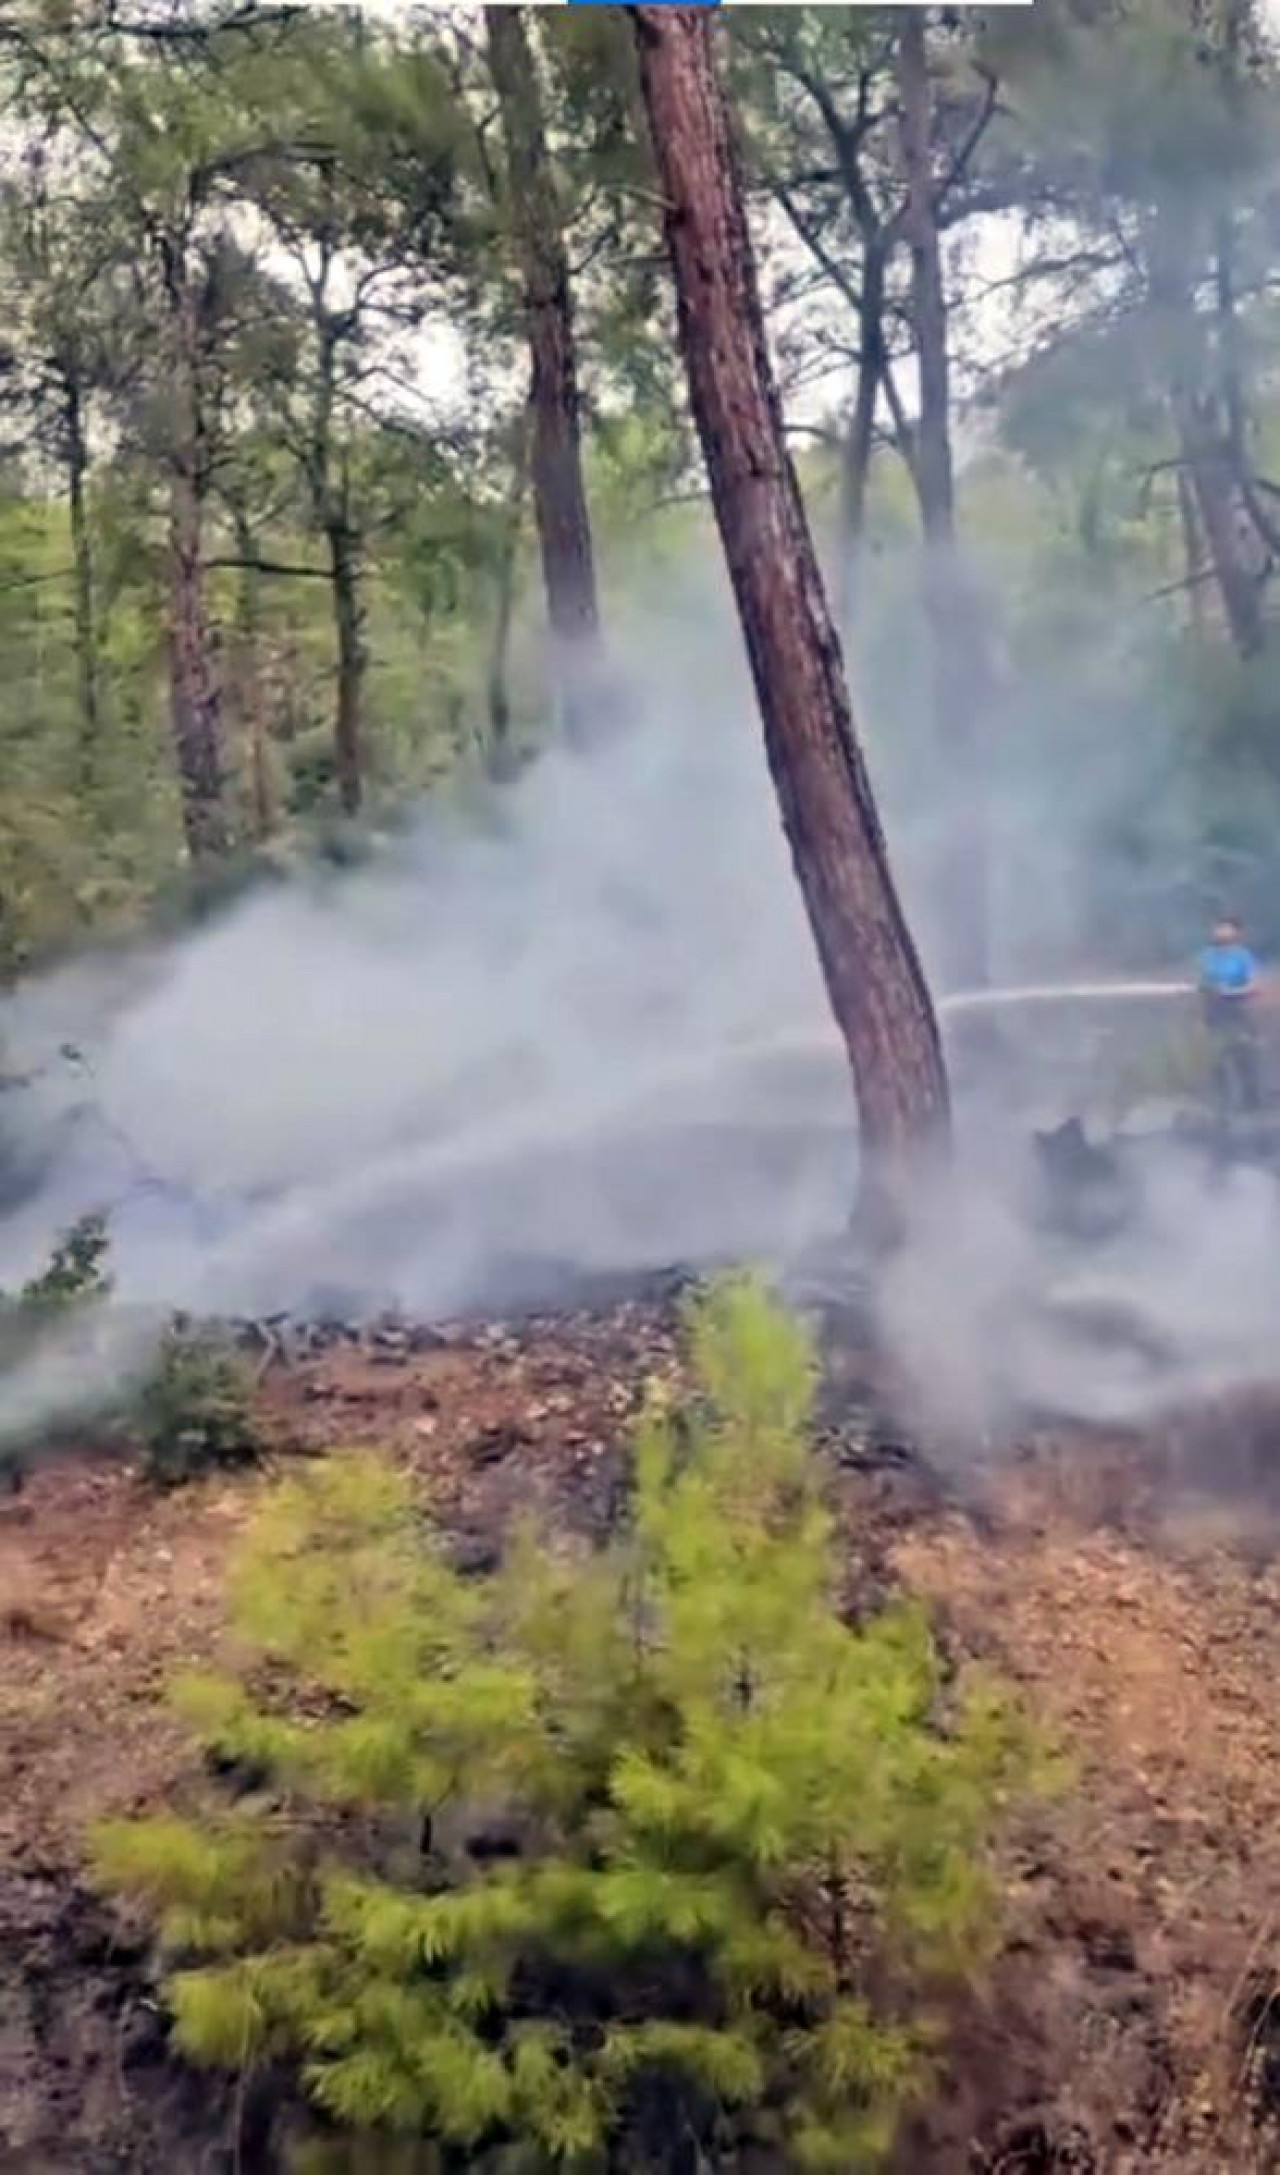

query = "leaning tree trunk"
[896,11,993,992]
[485,4,601,744]
[164,253,229,862]
[325,513,367,819]
[632,7,949,1181]
[64,374,102,792]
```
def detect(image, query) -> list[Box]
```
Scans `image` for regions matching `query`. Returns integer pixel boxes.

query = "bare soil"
[5,1304,1280,2171]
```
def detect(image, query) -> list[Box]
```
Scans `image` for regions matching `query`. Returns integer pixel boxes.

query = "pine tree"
[631,9,949,1205]
[95,1278,1048,2171]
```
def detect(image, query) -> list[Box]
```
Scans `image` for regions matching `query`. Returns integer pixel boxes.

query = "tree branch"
[98,2,305,40]
[769,179,863,318]
[0,566,73,596]
[1143,564,1219,605]
[934,69,1000,211]
[206,555,329,579]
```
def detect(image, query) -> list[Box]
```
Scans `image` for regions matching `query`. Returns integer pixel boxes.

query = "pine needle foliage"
[0,1209,113,1371]
[95,1277,1047,2171]
[16,1212,112,1309]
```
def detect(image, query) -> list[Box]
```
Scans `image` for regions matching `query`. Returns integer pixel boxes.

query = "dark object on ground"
[1239,1972,1280,2116]
[464,1421,534,1468]
[1033,1119,1136,1241]
[228,1262,704,1367]
[975,2110,1099,2171]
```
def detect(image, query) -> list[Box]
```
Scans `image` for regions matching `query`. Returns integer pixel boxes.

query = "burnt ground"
[6,1305,1280,2171]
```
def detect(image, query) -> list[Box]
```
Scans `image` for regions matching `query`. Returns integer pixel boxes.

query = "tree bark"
[632,7,948,1180]
[229,506,277,843]
[305,307,368,817]
[897,17,955,542]
[64,372,102,793]
[838,238,886,636]
[1175,462,1216,645]
[485,5,601,744]
[164,256,230,863]
[325,513,367,819]
[1148,207,1269,660]
[1172,387,1267,658]
[895,12,993,991]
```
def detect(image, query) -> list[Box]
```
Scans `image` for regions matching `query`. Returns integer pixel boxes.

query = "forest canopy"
[0,0,1277,979]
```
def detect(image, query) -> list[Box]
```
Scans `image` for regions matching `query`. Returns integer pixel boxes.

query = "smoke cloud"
[0,1302,162,1454]
[0,574,1274,1450]
[876,1146,1280,1442]
[0,614,845,1333]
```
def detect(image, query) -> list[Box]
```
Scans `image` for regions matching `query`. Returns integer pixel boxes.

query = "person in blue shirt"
[1199,917,1257,997]
[1198,916,1262,1113]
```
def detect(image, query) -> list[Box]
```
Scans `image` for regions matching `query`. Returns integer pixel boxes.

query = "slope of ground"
[3,1305,1280,2171]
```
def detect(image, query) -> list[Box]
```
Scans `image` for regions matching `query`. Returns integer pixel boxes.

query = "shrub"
[95,1278,1048,2170]
[0,1211,113,1376]
[16,1211,113,1309]
[0,1212,114,1489]
[136,1318,263,1487]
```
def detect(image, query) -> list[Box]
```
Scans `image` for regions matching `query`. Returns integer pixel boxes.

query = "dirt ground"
[6,1304,1280,2172]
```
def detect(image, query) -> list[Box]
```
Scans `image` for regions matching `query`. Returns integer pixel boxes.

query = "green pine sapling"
[95,1277,1051,2169]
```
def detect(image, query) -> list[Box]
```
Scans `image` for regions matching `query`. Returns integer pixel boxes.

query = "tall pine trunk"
[1149,209,1268,660]
[230,507,277,843]
[64,375,102,792]
[485,5,601,743]
[1169,386,1267,659]
[325,514,366,819]
[896,12,992,992]
[632,8,948,1182]
[307,314,369,817]
[838,238,886,637]
[163,250,229,862]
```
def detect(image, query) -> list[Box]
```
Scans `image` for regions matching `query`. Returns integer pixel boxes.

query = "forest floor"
[6,1298,1280,2172]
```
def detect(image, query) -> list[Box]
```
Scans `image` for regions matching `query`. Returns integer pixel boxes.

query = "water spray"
[939,980,1196,1012]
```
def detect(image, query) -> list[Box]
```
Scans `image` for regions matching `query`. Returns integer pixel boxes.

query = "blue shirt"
[1199,942,1257,995]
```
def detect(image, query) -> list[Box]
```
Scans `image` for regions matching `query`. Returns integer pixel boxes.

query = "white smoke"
[0,1302,162,1452]
[0,634,853,1330]
[877,1146,1280,1440]
[0,579,1276,1450]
